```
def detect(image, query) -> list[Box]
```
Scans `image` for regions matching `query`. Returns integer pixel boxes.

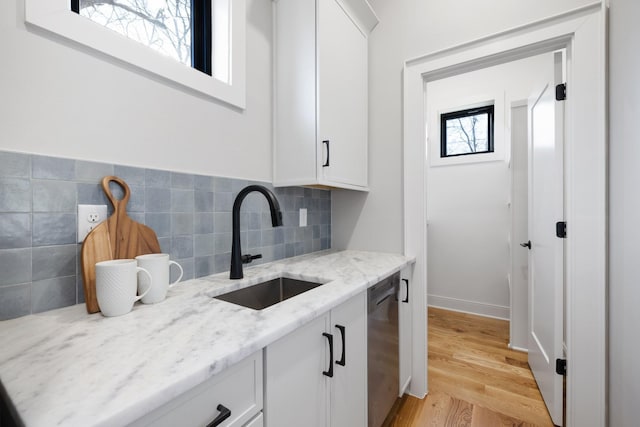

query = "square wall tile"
[195,256,215,278]
[145,213,171,238]
[195,191,214,213]
[171,172,194,189]
[146,188,171,212]
[114,165,146,186]
[32,155,75,180]
[194,234,214,257]
[0,178,31,212]
[194,175,214,191]
[0,248,32,286]
[0,283,31,320]
[0,152,30,178]
[213,212,232,233]
[171,190,194,213]
[77,183,110,206]
[194,213,214,234]
[32,180,76,213]
[171,236,193,259]
[31,276,76,314]
[145,169,171,188]
[172,213,194,236]
[0,213,31,249]
[75,161,114,182]
[32,213,76,246]
[32,245,76,281]
[214,253,230,273]
[214,192,233,212]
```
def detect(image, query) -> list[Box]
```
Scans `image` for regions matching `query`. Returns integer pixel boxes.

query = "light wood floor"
[386,307,555,427]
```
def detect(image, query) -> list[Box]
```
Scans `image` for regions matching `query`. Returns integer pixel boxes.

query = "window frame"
[440,104,495,158]
[26,0,246,108]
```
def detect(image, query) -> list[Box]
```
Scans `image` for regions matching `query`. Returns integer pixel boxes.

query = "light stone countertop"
[0,250,415,427]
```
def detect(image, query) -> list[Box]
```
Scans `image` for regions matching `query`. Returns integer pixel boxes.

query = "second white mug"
[135,253,184,304]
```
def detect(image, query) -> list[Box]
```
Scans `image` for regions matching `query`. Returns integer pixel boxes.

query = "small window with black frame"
[440,105,494,157]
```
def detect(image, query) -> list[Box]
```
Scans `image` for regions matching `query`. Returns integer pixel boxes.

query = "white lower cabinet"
[129,351,263,427]
[399,266,413,395]
[264,292,367,427]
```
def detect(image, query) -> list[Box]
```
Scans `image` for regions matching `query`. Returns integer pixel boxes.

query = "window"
[70,0,211,75]
[440,105,494,157]
[26,0,245,107]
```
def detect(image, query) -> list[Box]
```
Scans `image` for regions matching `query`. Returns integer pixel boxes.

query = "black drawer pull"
[402,278,409,303]
[322,140,330,167]
[322,332,334,377]
[336,325,346,366]
[207,404,231,427]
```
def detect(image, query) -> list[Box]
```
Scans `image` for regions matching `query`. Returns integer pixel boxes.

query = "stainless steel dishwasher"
[367,273,400,427]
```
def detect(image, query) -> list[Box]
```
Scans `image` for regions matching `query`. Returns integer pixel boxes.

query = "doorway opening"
[402,4,606,426]
[423,50,565,424]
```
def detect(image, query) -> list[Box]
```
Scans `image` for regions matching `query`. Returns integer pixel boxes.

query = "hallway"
[387,308,554,426]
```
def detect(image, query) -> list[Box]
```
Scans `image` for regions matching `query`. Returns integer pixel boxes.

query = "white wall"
[0,0,273,181]
[424,54,551,320]
[510,105,529,349]
[331,0,593,251]
[609,0,640,425]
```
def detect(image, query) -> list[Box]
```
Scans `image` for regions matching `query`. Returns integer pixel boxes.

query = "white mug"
[95,259,153,317]
[135,253,184,304]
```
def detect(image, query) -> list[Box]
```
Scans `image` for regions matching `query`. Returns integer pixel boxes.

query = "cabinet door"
[330,292,367,427]
[317,0,368,188]
[265,314,330,427]
[399,267,413,395]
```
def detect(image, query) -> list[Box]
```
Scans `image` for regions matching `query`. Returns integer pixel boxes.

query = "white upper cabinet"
[273,0,378,191]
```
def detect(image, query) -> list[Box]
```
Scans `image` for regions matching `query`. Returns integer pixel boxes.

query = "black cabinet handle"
[402,278,409,303]
[206,404,231,427]
[322,140,330,167]
[322,332,334,377]
[335,325,346,366]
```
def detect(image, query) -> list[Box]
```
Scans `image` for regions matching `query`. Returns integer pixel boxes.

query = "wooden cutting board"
[81,176,162,314]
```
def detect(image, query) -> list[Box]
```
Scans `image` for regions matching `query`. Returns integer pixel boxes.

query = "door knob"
[520,240,532,249]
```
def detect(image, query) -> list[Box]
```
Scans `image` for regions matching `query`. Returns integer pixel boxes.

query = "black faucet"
[230,185,283,279]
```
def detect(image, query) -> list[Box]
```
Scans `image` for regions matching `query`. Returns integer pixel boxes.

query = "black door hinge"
[555,83,567,101]
[556,221,567,238]
[556,358,567,376]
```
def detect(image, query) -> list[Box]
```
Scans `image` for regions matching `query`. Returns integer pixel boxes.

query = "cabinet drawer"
[129,351,262,427]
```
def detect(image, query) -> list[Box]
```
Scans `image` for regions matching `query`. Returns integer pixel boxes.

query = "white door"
[526,51,565,426]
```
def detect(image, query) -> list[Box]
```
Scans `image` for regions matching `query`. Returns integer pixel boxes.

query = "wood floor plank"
[388,308,555,427]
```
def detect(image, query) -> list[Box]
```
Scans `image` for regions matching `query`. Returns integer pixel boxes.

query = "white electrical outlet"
[299,208,307,227]
[78,204,108,243]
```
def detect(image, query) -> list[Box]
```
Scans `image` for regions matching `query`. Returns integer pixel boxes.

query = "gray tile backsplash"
[0,151,331,320]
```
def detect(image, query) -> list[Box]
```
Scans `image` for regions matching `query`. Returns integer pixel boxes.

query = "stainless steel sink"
[214,277,325,310]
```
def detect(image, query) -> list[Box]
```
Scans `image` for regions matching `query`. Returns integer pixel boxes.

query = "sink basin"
[214,277,325,310]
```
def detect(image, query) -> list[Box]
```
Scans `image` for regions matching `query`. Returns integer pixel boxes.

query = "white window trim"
[25,0,246,108]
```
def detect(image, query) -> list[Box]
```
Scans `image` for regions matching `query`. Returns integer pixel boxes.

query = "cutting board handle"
[102,176,131,214]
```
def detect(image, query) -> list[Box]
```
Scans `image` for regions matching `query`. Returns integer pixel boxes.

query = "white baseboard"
[428,294,510,320]
[508,343,529,353]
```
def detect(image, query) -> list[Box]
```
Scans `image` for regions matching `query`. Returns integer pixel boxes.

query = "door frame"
[402,3,606,426]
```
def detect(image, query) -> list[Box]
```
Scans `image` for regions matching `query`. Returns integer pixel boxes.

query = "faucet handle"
[241,254,262,264]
